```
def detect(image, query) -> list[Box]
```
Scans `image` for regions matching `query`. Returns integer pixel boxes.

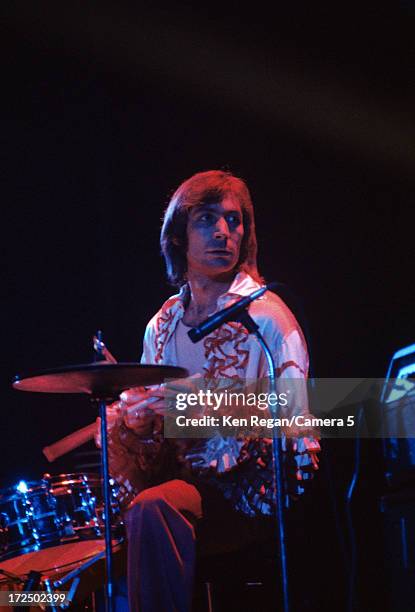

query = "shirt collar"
[176,271,263,309]
[221,271,262,298]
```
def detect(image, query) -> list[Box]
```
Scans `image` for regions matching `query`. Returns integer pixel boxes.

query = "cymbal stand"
[93,332,114,612]
[95,397,114,612]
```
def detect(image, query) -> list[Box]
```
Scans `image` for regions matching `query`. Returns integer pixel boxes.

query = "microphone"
[187,282,277,343]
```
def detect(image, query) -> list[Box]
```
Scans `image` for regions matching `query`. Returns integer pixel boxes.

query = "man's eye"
[199,213,213,222]
[227,214,241,225]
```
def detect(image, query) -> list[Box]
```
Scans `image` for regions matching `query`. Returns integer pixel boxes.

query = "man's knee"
[126,480,202,525]
[134,485,166,504]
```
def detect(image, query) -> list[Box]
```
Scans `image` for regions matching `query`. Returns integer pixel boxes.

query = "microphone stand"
[235,309,289,612]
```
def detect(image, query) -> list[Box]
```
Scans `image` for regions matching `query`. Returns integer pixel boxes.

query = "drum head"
[0,538,123,578]
[0,538,126,608]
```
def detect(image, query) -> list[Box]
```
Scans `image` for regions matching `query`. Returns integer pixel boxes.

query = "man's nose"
[213,217,230,239]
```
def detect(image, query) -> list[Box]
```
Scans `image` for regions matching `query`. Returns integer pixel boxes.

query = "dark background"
[2,3,415,610]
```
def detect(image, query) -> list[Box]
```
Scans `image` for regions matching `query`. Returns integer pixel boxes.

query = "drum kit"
[0,334,188,611]
[0,473,120,558]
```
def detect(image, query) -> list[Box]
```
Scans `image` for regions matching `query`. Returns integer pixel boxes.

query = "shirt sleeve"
[275,329,309,379]
[269,322,320,487]
[140,321,156,365]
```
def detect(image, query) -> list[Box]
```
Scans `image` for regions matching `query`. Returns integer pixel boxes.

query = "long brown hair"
[161,170,262,286]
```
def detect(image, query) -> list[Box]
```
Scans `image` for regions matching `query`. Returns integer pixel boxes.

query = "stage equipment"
[188,281,290,612]
[378,342,415,610]
[0,481,60,559]
[381,342,415,485]
[13,360,188,612]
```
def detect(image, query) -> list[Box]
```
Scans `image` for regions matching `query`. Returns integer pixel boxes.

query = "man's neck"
[183,271,236,326]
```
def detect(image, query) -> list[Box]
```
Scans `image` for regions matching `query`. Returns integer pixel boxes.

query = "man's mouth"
[207,249,232,255]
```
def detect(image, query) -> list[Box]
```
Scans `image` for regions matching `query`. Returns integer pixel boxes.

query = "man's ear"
[172,237,181,246]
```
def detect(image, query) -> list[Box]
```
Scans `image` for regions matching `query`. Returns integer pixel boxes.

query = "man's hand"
[94,386,166,445]
[120,386,166,436]
[97,375,204,441]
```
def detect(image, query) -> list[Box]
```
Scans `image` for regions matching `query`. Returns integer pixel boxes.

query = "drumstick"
[93,334,117,364]
[42,422,97,462]
[42,395,162,462]
[43,335,122,462]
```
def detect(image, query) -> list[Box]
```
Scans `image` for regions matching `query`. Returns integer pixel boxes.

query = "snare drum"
[0,482,60,559]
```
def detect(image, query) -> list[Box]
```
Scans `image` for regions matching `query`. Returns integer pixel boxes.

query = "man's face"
[186,196,244,279]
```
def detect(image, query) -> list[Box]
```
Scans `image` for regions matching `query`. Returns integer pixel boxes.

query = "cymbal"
[12,363,188,397]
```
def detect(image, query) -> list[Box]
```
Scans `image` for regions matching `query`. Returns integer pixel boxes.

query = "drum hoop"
[46,473,102,488]
[0,482,48,499]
